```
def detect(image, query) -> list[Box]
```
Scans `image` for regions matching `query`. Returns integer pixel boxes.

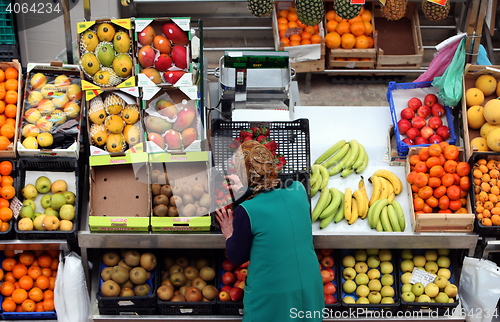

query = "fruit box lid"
[76,18,132,34]
[26,62,82,74]
[148,151,210,163]
[141,84,198,100]
[81,77,137,91]
[89,151,149,166]
[134,17,191,36]
[89,216,150,232]
[151,216,211,232]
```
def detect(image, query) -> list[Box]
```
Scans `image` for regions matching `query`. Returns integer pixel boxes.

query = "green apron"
[240,181,324,321]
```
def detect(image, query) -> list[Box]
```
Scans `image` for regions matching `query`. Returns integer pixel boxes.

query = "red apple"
[397,119,412,135]
[415,136,429,145]
[406,127,421,141]
[428,116,443,130]
[316,252,323,261]
[411,116,426,129]
[324,294,337,304]
[408,97,422,111]
[402,138,414,146]
[222,272,236,286]
[221,285,232,293]
[431,103,445,117]
[234,280,245,290]
[325,267,335,280]
[236,268,248,281]
[320,255,334,268]
[436,125,451,140]
[400,107,415,120]
[417,105,432,119]
[221,259,236,272]
[428,134,443,144]
[229,287,244,302]
[218,291,231,301]
[323,283,337,295]
[320,249,333,256]
[420,126,435,139]
[239,261,250,269]
[321,269,333,284]
[424,94,438,106]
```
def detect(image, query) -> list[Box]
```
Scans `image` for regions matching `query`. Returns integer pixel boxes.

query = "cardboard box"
[324,3,377,69]
[88,152,150,232]
[0,60,22,158]
[17,62,83,158]
[149,151,212,232]
[406,147,474,232]
[375,2,424,69]
[142,86,203,153]
[272,1,325,72]
[462,64,500,160]
[76,18,136,90]
[85,87,145,157]
[387,126,407,166]
[134,17,197,87]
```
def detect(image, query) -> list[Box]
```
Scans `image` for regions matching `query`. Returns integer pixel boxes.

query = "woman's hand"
[215,207,234,240]
[226,174,244,194]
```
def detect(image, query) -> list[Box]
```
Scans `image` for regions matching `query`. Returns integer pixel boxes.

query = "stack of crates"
[0,0,19,62]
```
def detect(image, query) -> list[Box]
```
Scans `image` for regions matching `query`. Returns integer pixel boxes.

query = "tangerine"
[443,145,459,160]
[1,123,15,139]
[428,176,441,188]
[0,221,9,232]
[21,299,35,312]
[0,161,12,175]
[418,186,433,199]
[4,67,18,80]
[0,136,10,150]
[18,275,33,291]
[2,257,16,271]
[429,165,444,178]
[12,263,27,279]
[0,207,12,222]
[35,275,49,290]
[324,31,341,49]
[11,288,28,304]
[5,90,17,104]
[0,280,15,296]
[439,195,450,210]
[418,147,430,161]
[2,298,16,312]
[456,162,471,176]
[27,266,42,280]
[37,254,52,269]
[1,175,13,187]
[0,185,15,199]
[350,21,365,37]
[5,79,17,91]
[43,298,54,311]
[341,33,356,49]
[433,185,447,199]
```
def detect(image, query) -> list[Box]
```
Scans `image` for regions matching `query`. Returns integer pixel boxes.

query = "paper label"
[409,267,437,287]
[10,197,22,219]
[111,19,132,30]
[426,0,448,5]
[77,21,95,34]
[134,19,153,32]
[379,0,387,5]
[351,0,365,4]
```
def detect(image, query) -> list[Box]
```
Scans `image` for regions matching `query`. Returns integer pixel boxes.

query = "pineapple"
[247,0,274,17]
[296,0,325,27]
[334,0,362,20]
[422,0,450,21]
[381,0,408,20]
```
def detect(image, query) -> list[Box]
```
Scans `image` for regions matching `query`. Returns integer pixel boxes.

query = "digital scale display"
[223,51,289,69]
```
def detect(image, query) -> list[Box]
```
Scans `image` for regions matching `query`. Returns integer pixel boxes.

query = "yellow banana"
[372,169,403,195]
[353,189,368,220]
[358,176,369,200]
[318,164,330,189]
[348,196,359,225]
[314,139,347,165]
[344,188,352,222]
[378,176,392,200]
[368,175,383,206]
[323,143,350,169]
[311,187,331,222]
[387,204,402,232]
[392,200,406,231]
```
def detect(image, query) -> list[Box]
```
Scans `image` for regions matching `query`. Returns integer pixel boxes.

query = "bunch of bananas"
[367,199,406,232]
[368,170,403,206]
[311,187,344,229]
[310,163,330,197]
[343,177,370,225]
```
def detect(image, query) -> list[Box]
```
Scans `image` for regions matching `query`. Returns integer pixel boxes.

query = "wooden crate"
[405,147,475,232]
[462,64,500,160]
[325,2,377,69]
[375,2,424,69]
[273,1,325,72]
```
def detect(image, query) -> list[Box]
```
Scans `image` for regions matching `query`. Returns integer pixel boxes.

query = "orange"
[4,271,15,283]
[5,67,18,80]
[27,266,42,280]
[41,268,52,278]
[456,162,471,176]
[50,258,58,271]
[443,145,459,160]
[354,35,369,49]
[35,301,44,312]
[326,20,338,32]
[304,25,316,35]
[48,276,56,291]
[335,21,350,36]
[366,36,374,48]
[38,255,52,269]
[361,9,372,21]
[0,185,15,199]
[1,175,13,187]
[289,40,301,47]
[348,15,363,23]
[0,280,15,296]
[0,160,12,175]
[301,39,312,45]
[0,115,6,129]
[5,90,17,104]
[2,298,16,312]
[4,104,16,118]
[341,33,356,49]
[0,100,5,114]
[0,267,3,281]
[0,123,14,139]
[43,298,54,312]
[21,299,35,312]
[43,289,54,300]
[0,207,12,222]
[300,31,312,41]
[5,79,17,91]
[0,69,5,83]
[35,275,49,290]
[280,37,290,47]
[12,263,28,279]
[19,252,35,266]
[325,10,336,21]
[12,288,28,304]
[4,117,13,127]
[277,17,288,24]
[287,21,299,29]
[350,21,365,37]
[311,34,322,44]
[287,12,298,22]
[278,9,289,18]
[18,275,34,291]
[2,257,16,271]
[289,34,301,43]
[0,221,9,231]
[0,136,10,150]
[46,250,59,259]
[0,83,5,100]
[278,23,288,34]
[324,31,341,49]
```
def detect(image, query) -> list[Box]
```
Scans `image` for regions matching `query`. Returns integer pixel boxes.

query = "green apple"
[19,205,34,219]
[356,285,370,298]
[40,194,52,209]
[44,207,59,218]
[50,193,66,211]
[381,274,394,286]
[366,249,379,256]
[343,296,355,304]
[354,249,367,262]
[34,212,42,217]
[444,283,458,297]
[417,294,431,303]
[380,285,395,298]
[413,255,426,267]
[401,283,413,293]
[424,282,439,298]
[400,272,413,284]
[33,214,47,231]
[401,291,415,302]
[35,176,51,193]
[401,249,413,260]
[411,283,425,296]
[400,259,415,273]
[437,268,451,280]
[381,297,395,304]
[342,255,356,268]
[355,273,369,285]
[59,204,75,221]
[59,219,74,231]
[354,262,368,274]
[367,255,380,268]
[367,268,380,280]
[356,296,370,304]
[368,279,381,291]
[437,256,451,268]
[378,249,392,261]
[21,184,38,199]
[22,199,36,212]
[424,249,438,261]
[51,179,67,193]
[435,292,449,303]
[18,217,34,231]
[380,261,393,274]
[342,280,357,294]
[342,267,356,280]
[368,291,382,304]
[425,261,439,274]
[62,191,76,205]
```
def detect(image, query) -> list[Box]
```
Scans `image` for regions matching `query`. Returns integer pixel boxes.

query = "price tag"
[10,197,23,219]
[425,0,448,6]
[409,267,436,287]
[351,0,365,4]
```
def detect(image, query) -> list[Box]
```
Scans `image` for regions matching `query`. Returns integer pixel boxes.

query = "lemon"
[22,136,38,149]
[37,133,53,147]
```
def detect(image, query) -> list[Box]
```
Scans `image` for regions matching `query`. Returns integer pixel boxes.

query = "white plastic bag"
[459,256,500,322]
[56,252,92,322]
[54,254,67,321]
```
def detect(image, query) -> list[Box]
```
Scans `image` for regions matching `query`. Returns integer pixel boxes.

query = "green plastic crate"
[0,1,16,45]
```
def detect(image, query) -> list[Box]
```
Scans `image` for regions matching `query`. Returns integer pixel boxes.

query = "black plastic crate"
[397,249,462,316]
[468,152,500,236]
[98,305,157,315]
[210,119,310,177]
[339,249,399,314]
[14,158,79,242]
[0,159,16,240]
[0,45,19,62]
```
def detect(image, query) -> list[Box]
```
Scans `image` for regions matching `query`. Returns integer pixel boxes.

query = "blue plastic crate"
[387,81,457,157]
